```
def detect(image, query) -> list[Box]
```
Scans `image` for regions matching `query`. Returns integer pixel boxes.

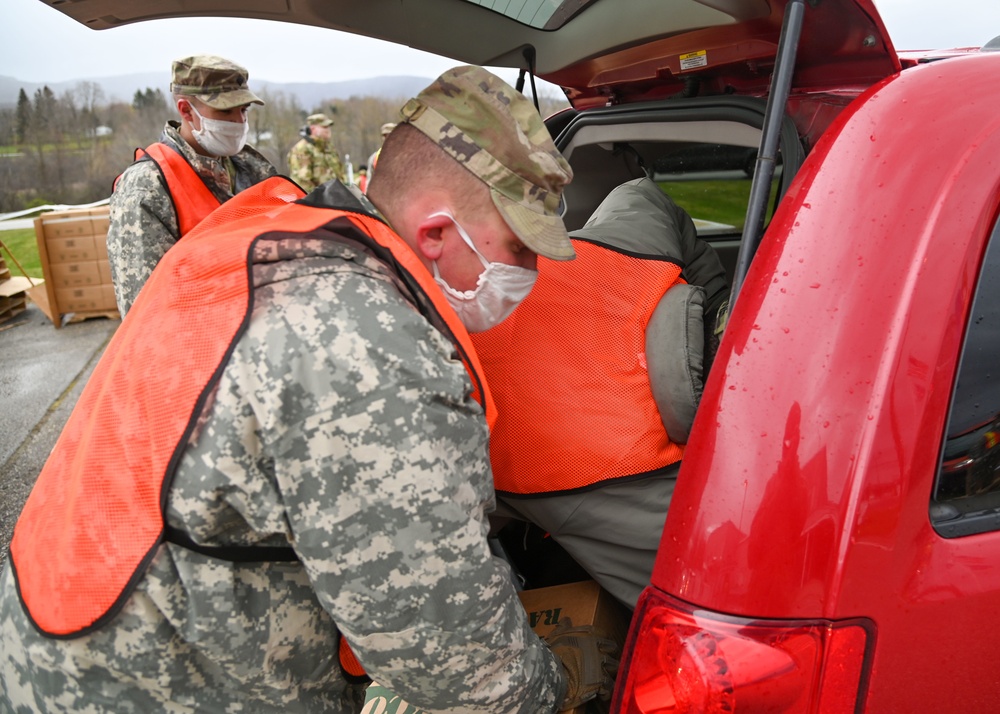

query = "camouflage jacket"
[287,136,346,192]
[0,183,564,714]
[107,120,277,316]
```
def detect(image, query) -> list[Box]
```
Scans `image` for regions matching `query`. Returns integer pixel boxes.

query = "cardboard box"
[48,260,103,288]
[55,285,117,313]
[518,580,629,644]
[89,206,110,235]
[518,580,629,714]
[98,258,113,286]
[40,213,94,240]
[45,235,99,264]
[94,233,109,261]
[101,285,118,310]
[362,580,629,714]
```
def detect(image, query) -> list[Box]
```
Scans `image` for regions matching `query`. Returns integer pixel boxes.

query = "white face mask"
[429,211,537,333]
[190,105,249,157]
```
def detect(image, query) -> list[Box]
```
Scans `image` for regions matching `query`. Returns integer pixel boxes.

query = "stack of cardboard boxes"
[30,206,120,328]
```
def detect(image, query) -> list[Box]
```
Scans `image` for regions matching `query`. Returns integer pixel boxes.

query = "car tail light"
[612,588,873,714]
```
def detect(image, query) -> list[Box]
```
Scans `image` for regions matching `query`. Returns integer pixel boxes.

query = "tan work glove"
[544,617,620,711]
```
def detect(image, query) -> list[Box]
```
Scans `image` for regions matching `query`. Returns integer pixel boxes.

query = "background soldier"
[287,112,346,191]
[107,54,277,316]
[364,121,396,192]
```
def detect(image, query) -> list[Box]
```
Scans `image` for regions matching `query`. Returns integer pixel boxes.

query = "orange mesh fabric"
[132,143,221,235]
[186,177,307,236]
[10,177,307,636]
[471,239,685,495]
[339,636,368,679]
[10,176,494,635]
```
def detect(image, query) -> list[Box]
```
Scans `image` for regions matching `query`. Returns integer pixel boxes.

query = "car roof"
[39,0,901,105]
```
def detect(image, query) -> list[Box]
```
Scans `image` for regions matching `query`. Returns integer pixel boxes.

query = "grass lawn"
[0,228,43,279]
[660,178,779,230]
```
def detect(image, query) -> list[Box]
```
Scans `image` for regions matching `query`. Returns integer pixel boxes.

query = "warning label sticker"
[679,50,708,70]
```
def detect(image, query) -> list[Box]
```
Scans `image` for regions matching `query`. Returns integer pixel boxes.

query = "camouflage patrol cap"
[170,55,264,110]
[399,65,575,261]
[307,113,334,127]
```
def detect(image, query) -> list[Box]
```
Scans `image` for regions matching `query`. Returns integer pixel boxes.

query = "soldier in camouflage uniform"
[364,121,397,192]
[107,54,277,316]
[0,66,616,713]
[287,112,347,192]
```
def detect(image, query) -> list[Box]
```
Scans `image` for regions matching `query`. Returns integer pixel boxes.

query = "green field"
[0,228,43,279]
[660,178,779,230]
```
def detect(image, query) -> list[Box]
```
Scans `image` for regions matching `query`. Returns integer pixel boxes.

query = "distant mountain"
[263,77,433,108]
[0,73,433,109]
[0,73,164,108]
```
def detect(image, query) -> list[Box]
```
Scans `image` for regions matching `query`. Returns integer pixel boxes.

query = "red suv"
[44,0,1000,710]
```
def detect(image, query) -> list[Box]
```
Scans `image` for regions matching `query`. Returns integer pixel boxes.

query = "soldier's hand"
[543,617,620,711]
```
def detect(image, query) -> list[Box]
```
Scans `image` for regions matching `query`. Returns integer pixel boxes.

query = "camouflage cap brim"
[492,191,575,261]
[190,88,265,110]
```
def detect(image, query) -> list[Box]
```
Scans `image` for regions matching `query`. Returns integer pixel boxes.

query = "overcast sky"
[2,0,999,85]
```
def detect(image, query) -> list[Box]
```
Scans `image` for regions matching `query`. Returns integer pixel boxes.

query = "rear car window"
[464,0,599,29]
[552,100,800,260]
[932,214,1000,537]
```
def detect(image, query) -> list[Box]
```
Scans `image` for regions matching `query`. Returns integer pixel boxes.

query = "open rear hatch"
[38,0,900,108]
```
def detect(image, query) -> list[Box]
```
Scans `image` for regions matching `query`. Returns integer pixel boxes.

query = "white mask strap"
[427,211,490,270]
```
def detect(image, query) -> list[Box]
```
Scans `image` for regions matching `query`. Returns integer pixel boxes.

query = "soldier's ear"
[414,212,452,263]
[177,99,195,123]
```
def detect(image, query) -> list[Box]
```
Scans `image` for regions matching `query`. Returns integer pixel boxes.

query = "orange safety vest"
[471,238,685,495]
[10,176,495,641]
[113,142,221,237]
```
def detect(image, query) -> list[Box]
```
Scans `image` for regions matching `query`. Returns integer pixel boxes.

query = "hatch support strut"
[516,47,541,114]
[729,0,806,308]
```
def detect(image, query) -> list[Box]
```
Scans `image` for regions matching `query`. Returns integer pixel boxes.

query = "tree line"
[0,81,570,215]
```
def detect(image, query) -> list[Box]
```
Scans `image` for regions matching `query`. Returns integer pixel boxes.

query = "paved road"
[0,302,120,567]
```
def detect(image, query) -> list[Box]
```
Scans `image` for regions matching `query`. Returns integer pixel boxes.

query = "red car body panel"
[635,52,1000,711]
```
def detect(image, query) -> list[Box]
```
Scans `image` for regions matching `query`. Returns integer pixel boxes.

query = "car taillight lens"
[613,588,873,714]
